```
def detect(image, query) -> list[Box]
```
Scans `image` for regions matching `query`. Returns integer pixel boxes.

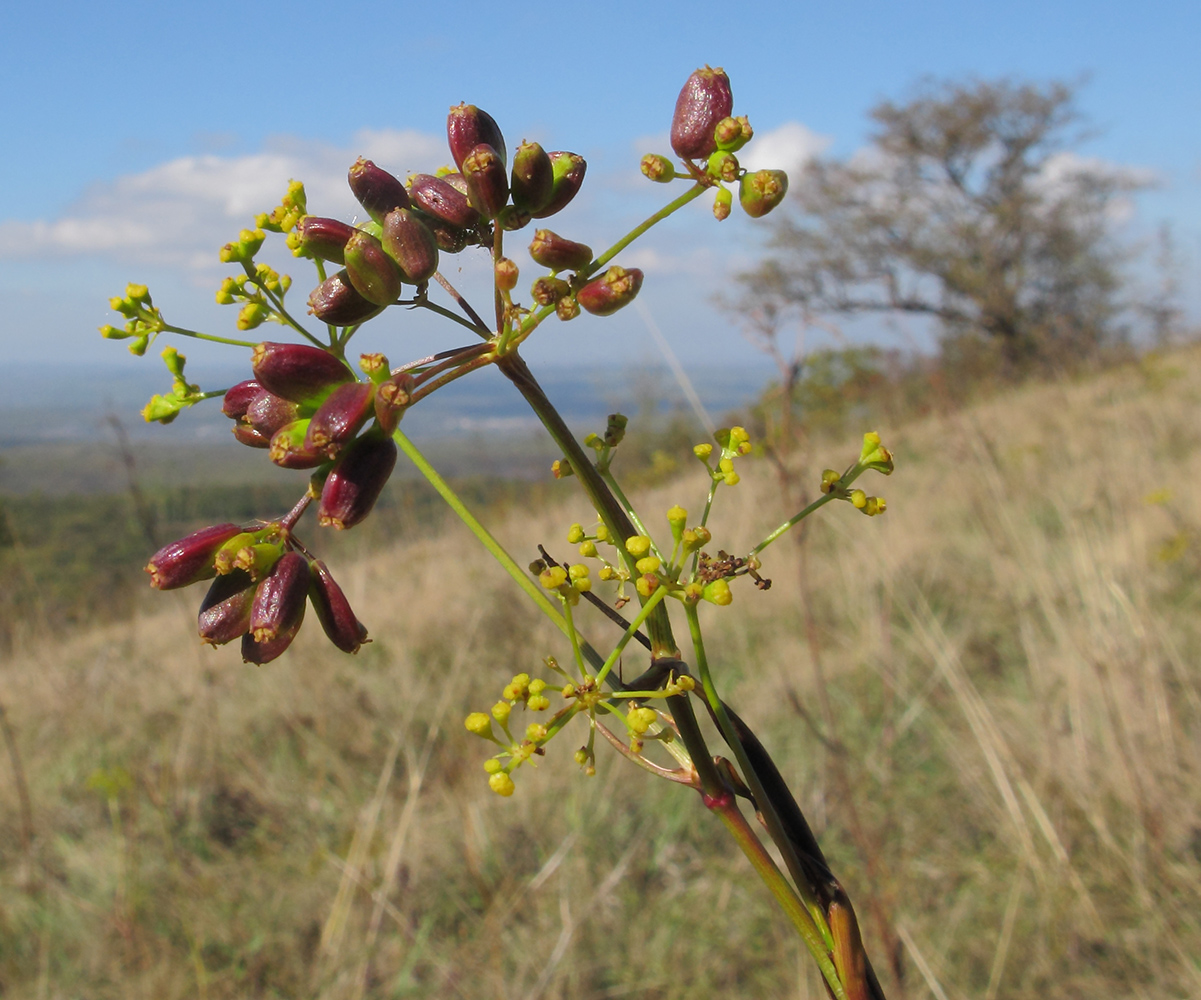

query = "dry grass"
[1,347,1200,998]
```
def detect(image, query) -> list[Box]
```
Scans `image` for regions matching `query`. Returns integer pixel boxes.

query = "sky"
[1,0,1198,382]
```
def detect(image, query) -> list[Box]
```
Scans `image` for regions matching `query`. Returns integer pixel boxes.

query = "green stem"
[495,351,678,659]
[589,183,709,275]
[707,792,847,1000]
[161,325,258,349]
[414,298,492,339]
[599,469,656,551]
[751,462,873,556]
[594,585,670,689]
[685,603,834,951]
[505,303,555,353]
[409,351,496,405]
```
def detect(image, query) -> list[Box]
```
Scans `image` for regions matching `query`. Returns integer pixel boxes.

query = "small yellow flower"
[625,535,651,557]
[636,575,659,598]
[703,579,733,606]
[489,772,516,797]
[465,713,493,737]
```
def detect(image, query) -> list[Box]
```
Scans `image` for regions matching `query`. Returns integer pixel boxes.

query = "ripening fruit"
[145,522,243,590]
[318,429,399,529]
[577,266,643,316]
[671,66,733,160]
[347,158,410,222]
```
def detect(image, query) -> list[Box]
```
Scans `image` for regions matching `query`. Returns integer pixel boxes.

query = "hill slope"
[1,347,1199,998]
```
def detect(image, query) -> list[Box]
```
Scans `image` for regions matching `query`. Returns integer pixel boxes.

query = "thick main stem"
[495,352,678,658]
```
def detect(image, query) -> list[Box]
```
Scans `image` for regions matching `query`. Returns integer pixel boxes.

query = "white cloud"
[740,121,831,176]
[1036,151,1159,223]
[0,129,445,267]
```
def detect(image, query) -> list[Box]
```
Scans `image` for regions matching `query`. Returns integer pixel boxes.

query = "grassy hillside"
[1,347,1199,998]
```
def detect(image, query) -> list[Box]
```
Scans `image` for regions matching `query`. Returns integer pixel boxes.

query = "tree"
[739,78,1150,373]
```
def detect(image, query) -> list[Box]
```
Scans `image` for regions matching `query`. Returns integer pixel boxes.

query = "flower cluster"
[145,517,367,663]
[642,66,789,221]
[464,669,561,797]
[820,431,895,515]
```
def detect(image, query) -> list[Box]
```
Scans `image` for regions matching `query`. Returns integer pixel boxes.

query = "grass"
[1,345,1200,998]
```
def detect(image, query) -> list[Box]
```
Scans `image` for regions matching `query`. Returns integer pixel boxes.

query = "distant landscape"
[0,361,770,493]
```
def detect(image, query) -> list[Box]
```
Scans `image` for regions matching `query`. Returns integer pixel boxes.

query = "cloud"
[1035,151,1159,223]
[0,129,445,267]
[740,121,831,176]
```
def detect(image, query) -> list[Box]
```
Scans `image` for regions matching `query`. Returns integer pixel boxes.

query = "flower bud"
[146,522,244,590]
[462,144,509,219]
[307,270,385,326]
[604,412,628,447]
[344,230,404,305]
[531,276,569,306]
[447,103,507,171]
[528,230,593,272]
[702,578,733,606]
[232,538,287,581]
[245,389,301,438]
[408,173,480,229]
[269,419,327,469]
[510,140,554,213]
[713,187,733,221]
[707,150,739,183]
[738,169,789,218]
[494,257,519,291]
[858,431,894,474]
[374,372,416,435]
[347,157,410,222]
[640,154,676,183]
[577,266,643,316]
[287,216,355,263]
[252,342,355,406]
[308,559,369,653]
[465,713,493,737]
[532,153,586,218]
[671,66,734,160]
[237,302,269,331]
[197,569,257,645]
[715,115,753,152]
[381,209,440,284]
[222,379,264,421]
[318,429,398,529]
[555,296,580,321]
[213,530,263,575]
[304,380,375,459]
[360,352,390,382]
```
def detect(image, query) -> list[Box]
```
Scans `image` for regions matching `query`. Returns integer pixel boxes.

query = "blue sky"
[1,0,1198,375]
